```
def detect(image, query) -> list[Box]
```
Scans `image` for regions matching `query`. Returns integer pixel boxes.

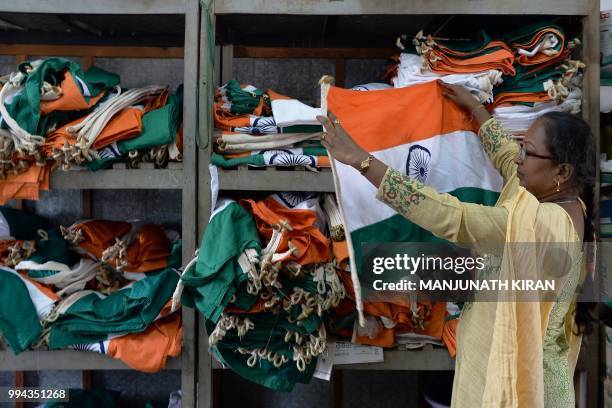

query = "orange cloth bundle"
[0,164,51,204]
[123,224,171,273]
[415,31,515,76]
[40,71,104,116]
[68,219,132,259]
[107,312,182,372]
[91,107,143,149]
[241,196,330,266]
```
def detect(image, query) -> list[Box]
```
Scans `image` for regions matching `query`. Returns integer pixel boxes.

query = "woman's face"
[515,119,561,198]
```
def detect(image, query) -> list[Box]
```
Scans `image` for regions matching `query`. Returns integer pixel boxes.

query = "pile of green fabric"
[0,207,183,358]
[181,197,345,391]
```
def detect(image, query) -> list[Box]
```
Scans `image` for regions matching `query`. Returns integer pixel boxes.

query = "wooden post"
[15,371,24,408]
[335,59,346,88]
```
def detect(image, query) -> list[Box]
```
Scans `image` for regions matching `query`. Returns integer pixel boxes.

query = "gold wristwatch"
[359,155,374,175]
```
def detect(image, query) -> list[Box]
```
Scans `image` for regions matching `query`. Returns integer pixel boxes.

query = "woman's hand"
[439,82,481,111]
[439,81,491,126]
[317,111,369,169]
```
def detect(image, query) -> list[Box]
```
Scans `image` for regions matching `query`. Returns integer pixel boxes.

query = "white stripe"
[337,130,504,232]
[0,210,10,237]
[74,75,92,97]
[1,266,56,319]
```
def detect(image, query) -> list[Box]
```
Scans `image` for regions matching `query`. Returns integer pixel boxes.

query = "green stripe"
[351,187,500,275]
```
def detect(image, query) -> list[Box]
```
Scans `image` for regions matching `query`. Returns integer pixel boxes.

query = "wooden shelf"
[1,0,187,14]
[50,166,183,190]
[211,346,454,371]
[0,350,181,371]
[334,347,454,371]
[215,0,595,16]
[217,168,335,192]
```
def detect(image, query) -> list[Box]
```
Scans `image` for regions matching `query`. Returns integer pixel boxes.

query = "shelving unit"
[0,1,199,407]
[197,1,601,408]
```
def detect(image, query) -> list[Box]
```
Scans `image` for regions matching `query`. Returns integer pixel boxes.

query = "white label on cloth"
[313,341,336,381]
[333,341,383,365]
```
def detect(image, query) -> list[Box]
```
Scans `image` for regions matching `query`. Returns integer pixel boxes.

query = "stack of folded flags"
[0,208,183,372]
[0,57,184,203]
[212,80,328,170]
[388,22,584,136]
[179,193,347,391]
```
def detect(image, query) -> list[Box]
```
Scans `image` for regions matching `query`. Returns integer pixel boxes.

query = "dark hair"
[538,111,596,335]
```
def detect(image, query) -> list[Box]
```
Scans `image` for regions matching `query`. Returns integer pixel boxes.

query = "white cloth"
[602,85,612,113]
[493,88,582,135]
[0,210,10,238]
[393,53,503,103]
[271,99,321,127]
[351,83,392,91]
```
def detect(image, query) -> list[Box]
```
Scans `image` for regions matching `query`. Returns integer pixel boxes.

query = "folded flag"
[181,199,261,323]
[0,267,47,353]
[48,268,179,348]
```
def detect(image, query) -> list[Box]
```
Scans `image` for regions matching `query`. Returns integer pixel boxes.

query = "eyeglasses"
[518,143,553,161]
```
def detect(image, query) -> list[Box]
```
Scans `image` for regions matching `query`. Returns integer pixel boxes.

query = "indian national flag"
[327,81,504,274]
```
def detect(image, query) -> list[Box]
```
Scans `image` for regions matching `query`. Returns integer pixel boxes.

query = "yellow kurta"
[375,118,583,408]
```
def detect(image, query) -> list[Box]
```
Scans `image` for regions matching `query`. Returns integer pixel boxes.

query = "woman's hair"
[538,111,597,334]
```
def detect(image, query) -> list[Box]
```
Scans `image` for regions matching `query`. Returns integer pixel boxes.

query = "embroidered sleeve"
[376,167,426,216]
[376,166,508,246]
[479,118,518,181]
[479,117,512,157]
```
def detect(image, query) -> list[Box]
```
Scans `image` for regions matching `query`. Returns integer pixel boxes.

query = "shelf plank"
[215,0,593,16]
[0,0,186,14]
[210,347,454,371]
[0,350,181,371]
[334,348,454,371]
[50,168,182,190]
[234,46,396,59]
[0,44,183,59]
[217,168,335,192]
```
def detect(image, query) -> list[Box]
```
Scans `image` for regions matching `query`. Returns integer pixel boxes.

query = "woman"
[317,82,595,407]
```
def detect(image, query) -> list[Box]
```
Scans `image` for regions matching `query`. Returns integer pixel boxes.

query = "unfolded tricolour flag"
[326,80,504,277]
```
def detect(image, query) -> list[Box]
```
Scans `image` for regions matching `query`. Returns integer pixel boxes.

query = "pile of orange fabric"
[412,30,515,76]
[61,219,173,274]
[0,164,51,203]
[0,57,183,204]
[0,208,183,372]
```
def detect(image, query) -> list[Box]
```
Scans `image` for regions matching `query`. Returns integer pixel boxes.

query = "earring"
[556,179,560,192]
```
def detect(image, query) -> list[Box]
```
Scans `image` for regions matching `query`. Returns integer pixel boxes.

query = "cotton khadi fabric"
[179,194,344,391]
[268,90,321,128]
[1,58,119,135]
[70,311,182,372]
[212,148,330,169]
[413,30,515,76]
[327,81,503,272]
[62,220,172,273]
[48,268,179,349]
[373,117,583,407]
[326,81,504,347]
[0,208,184,368]
[0,164,51,204]
[180,200,261,323]
[0,57,183,203]
[393,53,503,103]
[492,88,582,135]
[0,205,49,239]
[0,267,45,353]
[505,23,568,66]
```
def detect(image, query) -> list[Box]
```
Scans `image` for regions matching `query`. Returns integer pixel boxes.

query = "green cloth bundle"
[0,268,42,353]
[48,268,179,348]
[181,201,261,323]
[2,57,119,135]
